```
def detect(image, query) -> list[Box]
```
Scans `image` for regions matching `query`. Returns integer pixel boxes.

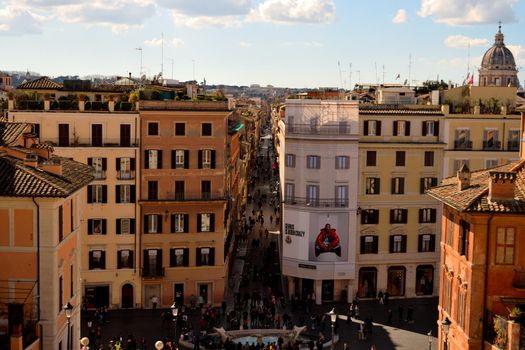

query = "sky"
[1,0,525,88]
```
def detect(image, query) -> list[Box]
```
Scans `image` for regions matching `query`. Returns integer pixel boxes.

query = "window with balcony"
[483,129,500,150]
[419,208,436,223]
[202,123,213,136]
[454,129,471,149]
[197,213,215,232]
[199,149,215,169]
[116,218,135,234]
[360,235,378,254]
[117,250,134,269]
[115,184,135,203]
[171,214,188,233]
[120,124,131,147]
[196,247,215,266]
[393,120,410,136]
[395,151,406,166]
[201,181,211,200]
[143,249,163,276]
[459,220,470,258]
[508,129,520,150]
[391,177,405,194]
[88,157,106,179]
[390,209,407,224]
[58,123,69,147]
[496,227,515,264]
[87,218,107,235]
[172,150,189,169]
[335,156,350,169]
[285,154,296,168]
[174,122,186,136]
[306,155,321,169]
[89,250,106,270]
[144,150,162,169]
[170,248,189,267]
[420,177,438,194]
[365,177,380,195]
[423,120,439,136]
[148,122,159,136]
[91,124,103,147]
[144,214,162,234]
[424,151,434,167]
[147,181,158,200]
[284,183,295,202]
[361,209,379,225]
[364,120,381,136]
[335,185,348,206]
[87,185,107,203]
[389,235,407,253]
[418,234,436,252]
[306,184,319,206]
[175,181,185,200]
[116,157,135,179]
[366,151,377,166]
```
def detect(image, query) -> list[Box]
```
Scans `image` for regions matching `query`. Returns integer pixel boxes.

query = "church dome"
[481,27,516,70]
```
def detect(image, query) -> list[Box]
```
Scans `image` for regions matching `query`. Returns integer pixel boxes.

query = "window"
[483,129,500,150]
[197,247,215,266]
[201,181,211,200]
[458,290,466,329]
[306,184,319,206]
[361,209,379,225]
[143,249,162,277]
[58,205,63,241]
[423,121,439,136]
[148,181,158,200]
[508,129,520,150]
[199,149,216,169]
[144,214,162,234]
[485,159,498,168]
[197,213,215,232]
[496,227,515,264]
[91,124,103,147]
[306,155,321,169]
[175,123,186,136]
[202,123,212,136]
[415,265,434,295]
[360,236,378,254]
[335,185,348,206]
[116,157,135,179]
[87,185,107,203]
[395,151,406,166]
[117,250,134,269]
[393,120,410,136]
[391,177,405,194]
[389,235,407,253]
[120,124,131,147]
[390,209,408,224]
[115,184,135,203]
[364,120,381,136]
[175,181,185,200]
[70,199,74,233]
[144,149,162,169]
[172,150,188,169]
[284,183,295,202]
[419,208,436,223]
[387,266,406,296]
[453,160,469,174]
[170,248,189,267]
[58,124,69,147]
[358,267,377,297]
[59,275,63,313]
[459,220,470,258]
[148,122,159,136]
[420,177,438,194]
[87,219,107,235]
[116,218,135,235]
[444,276,452,313]
[418,234,436,252]
[365,177,380,195]
[171,214,188,233]
[454,129,471,149]
[89,250,106,270]
[88,157,107,179]
[285,154,296,168]
[447,213,454,246]
[70,264,74,298]
[335,156,350,169]
[366,151,376,167]
[424,151,434,167]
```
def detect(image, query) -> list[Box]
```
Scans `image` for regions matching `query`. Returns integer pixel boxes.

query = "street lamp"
[328,308,337,350]
[63,302,73,350]
[80,337,90,350]
[155,340,164,350]
[171,302,179,343]
[441,317,451,350]
[427,330,432,350]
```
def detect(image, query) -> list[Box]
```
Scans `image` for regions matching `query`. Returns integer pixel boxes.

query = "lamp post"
[155,341,164,350]
[328,308,337,350]
[80,337,90,350]
[427,330,432,350]
[63,302,73,350]
[441,317,451,350]
[171,302,179,344]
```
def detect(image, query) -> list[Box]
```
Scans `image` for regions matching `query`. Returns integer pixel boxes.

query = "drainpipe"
[481,213,495,344]
[31,197,41,321]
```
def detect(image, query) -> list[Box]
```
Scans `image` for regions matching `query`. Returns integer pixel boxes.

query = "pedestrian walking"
[151,295,158,311]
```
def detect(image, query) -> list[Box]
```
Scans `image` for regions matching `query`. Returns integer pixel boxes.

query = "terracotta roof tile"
[17,77,63,90]
[0,122,31,146]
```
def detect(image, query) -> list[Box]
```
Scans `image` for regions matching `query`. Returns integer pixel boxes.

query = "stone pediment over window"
[360,227,376,235]
[419,226,434,235]
[389,226,406,235]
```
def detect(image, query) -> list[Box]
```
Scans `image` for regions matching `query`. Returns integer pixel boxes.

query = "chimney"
[457,163,471,191]
[488,171,516,202]
[40,159,62,176]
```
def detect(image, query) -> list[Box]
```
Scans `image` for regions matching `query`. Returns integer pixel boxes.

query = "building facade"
[277,99,360,303]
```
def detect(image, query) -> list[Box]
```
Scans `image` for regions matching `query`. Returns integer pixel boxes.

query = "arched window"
[358,267,377,298]
[387,266,406,296]
[416,265,434,295]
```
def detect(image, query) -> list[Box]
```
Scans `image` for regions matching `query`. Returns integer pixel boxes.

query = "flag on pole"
[468,74,474,85]
[463,72,470,85]
[395,73,400,80]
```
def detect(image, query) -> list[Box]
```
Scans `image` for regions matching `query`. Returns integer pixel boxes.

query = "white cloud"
[418,0,517,26]
[0,5,44,35]
[171,12,244,28]
[392,9,407,24]
[239,41,252,47]
[144,36,185,48]
[158,0,252,16]
[507,45,525,66]
[444,35,488,48]
[249,0,336,24]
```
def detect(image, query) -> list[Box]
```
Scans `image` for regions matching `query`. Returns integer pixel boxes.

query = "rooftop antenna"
[382,64,385,84]
[135,47,143,77]
[161,32,164,77]
[338,61,344,90]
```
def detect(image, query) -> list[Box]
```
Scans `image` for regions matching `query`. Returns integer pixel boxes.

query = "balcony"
[286,123,352,136]
[513,270,525,289]
[508,141,520,151]
[284,197,349,208]
[454,140,473,150]
[141,267,165,278]
[483,140,501,150]
[93,170,106,180]
[117,170,135,180]
[143,192,226,202]
[44,138,139,147]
